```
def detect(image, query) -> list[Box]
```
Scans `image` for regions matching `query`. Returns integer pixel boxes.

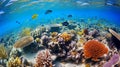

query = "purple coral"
[103,54,120,67]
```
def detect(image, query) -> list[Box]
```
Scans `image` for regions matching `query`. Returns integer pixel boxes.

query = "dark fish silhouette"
[45,10,52,14]
[16,21,21,24]
[62,21,69,26]
[68,14,72,18]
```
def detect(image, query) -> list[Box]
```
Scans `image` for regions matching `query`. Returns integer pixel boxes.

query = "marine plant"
[60,32,71,42]
[7,57,22,67]
[83,40,108,61]
[0,44,8,59]
[35,50,53,67]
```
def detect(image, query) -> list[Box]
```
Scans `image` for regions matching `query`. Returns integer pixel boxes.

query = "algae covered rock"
[13,36,34,48]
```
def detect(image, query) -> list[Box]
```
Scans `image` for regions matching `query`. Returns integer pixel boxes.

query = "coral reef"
[35,50,53,67]
[13,36,34,48]
[83,40,108,61]
[7,57,22,67]
[0,44,8,59]
[60,32,71,42]
[103,54,120,67]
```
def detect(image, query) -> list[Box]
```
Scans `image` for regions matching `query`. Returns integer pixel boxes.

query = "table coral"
[60,32,71,42]
[13,36,34,48]
[35,50,53,67]
[83,40,108,61]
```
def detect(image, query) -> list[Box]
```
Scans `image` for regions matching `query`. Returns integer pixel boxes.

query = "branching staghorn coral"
[0,44,8,59]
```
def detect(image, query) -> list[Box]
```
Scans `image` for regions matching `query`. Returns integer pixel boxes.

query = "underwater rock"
[35,50,53,67]
[13,36,34,48]
[103,54,120,67]
[23,42,39,53]
[83,40,108,61]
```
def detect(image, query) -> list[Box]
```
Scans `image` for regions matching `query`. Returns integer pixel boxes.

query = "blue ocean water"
[0,0,120,36]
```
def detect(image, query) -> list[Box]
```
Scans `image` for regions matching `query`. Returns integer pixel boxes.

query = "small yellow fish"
[32,14,38,19]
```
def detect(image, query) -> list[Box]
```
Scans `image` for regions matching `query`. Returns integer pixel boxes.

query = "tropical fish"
[32,14,38,19]
[67,14,72,18]
[45,10,52,14]
[62,21,69,26]
[16,21,21,24]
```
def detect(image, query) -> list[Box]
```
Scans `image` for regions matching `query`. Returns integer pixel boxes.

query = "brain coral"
[14,36,34,48]
[60,32,71,41]
[83,40,108,61]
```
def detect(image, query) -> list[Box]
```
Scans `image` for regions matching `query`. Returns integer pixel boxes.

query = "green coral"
[0,44,8,59]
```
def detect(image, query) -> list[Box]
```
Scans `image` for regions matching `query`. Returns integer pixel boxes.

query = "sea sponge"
[0,44,8,59]
[7,57,22,67]
[83,40,108,61]
[60,32,71,41]
[13,36,34,48]
[35,50,52,67]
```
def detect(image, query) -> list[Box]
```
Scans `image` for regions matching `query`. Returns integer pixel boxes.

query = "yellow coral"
[51,32,58,37]
[60,32,71,41]
[20,28,31,37]
[0,44,8,59]
[77,29,84,36]
[7,57,22,67]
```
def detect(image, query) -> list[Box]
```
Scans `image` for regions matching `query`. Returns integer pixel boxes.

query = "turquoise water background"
[0,0,120,37]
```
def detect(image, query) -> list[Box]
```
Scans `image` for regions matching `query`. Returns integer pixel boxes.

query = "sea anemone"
[60,32,71,42]
[83,40,108,61]
[35,50,52,67]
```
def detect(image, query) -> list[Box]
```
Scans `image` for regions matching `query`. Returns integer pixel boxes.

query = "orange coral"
[83,40,108,61]
[60,32,71,41]
[51,32,58,37]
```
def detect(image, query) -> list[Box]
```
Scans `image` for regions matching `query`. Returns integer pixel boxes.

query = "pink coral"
[35,50,52,67]
[83,40,108,61]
